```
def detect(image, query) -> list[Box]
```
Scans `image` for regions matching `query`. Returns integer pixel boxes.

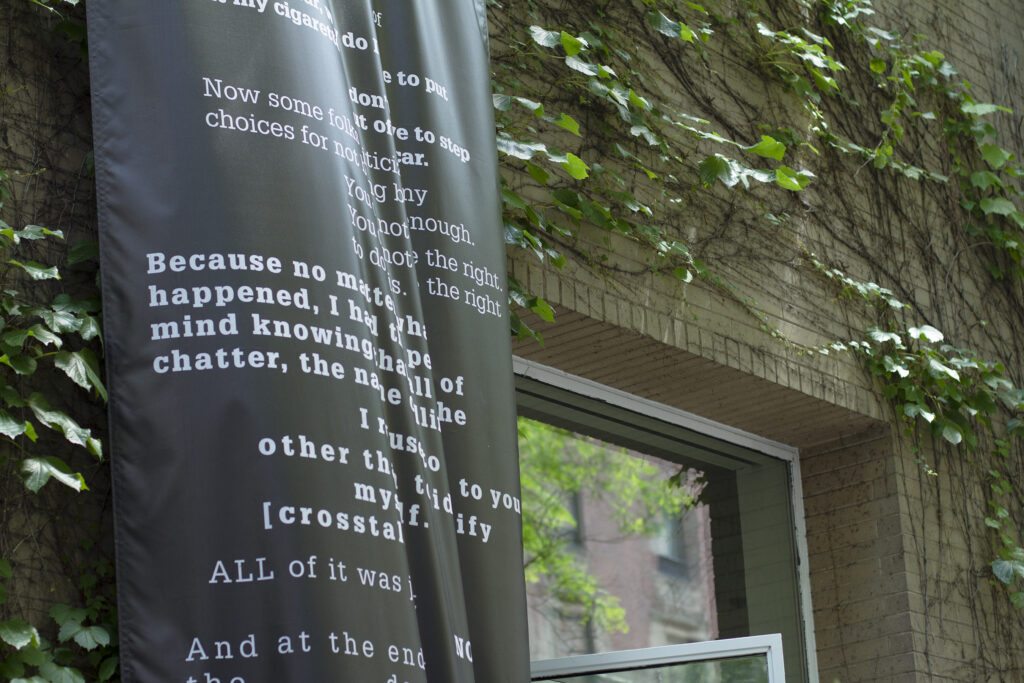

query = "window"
[515,359,815,682]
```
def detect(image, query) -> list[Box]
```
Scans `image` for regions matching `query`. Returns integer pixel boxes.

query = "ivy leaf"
[514,97,543,115]
[775,165,813,191]
[26,392,95,449]
[0,410,29,439]
[554,113,581,136]
[927,358,960,381]
[67,240,99,265]
[993,559,1024,584]
[98,656,118,681]
[38,661,86,683]
[970,171,1003,190]
[981,143,1012,170]
[560,31,585,56]
[883,355,910,377]
[529,26,561,48]
[2,329,28,348]
[21,457,86,493]
[673,267,694,283]
[936,419,963,445]
[527,162,550,185]
[531,297,556,322]
[868,327,902,345]
[980,197,1016,216]
[903,403,935,423]
[565,55,600,76]
[646,11,694,41]
[8,260,59,281]
[492,94,512,111]
[72,625,111,651]
[28,323,62,347]
[16,225,61,242]
[698,155,733,187]
[0,619,39,649]
[869,58,887,73]
[0,354,38,376]
[747,135,786,161]
[54,349,107,401]
[496,135,546,160]
[908,325,944,343]
[961,102,1011,116]
[37,304,79,334]
[561,153,589,179]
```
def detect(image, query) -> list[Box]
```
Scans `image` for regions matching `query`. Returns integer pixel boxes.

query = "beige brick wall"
[507,0,1024,680]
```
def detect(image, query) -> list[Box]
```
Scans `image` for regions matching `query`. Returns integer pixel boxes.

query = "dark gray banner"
[87,2,528,680]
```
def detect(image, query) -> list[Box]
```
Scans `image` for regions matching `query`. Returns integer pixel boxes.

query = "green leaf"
[869,58,887,73]
[529,26,561,48]
[0,619,39,649]
[748,135,786,161]
[927,358,960,381]
[0,410,29,439]
[980,197,1016,216]
[962,102,1011,116]
[775,165,812,191]
[903,403,935,423]
[554,113,581,136]
[38,661,86,683]
[21,457,86,493]
[72,625,110,651]
[908,325,943,343]
[27,324,61,347]
[54,349,107,401]
[78,315,102,342]
[50,604,88,627]
[531,298,556,323]
[560,31,585,56]
[883,355,910,377]
[970,171,1003,190]
[939,420,962,445]
[993,559,1024,584]
[67,240,99,265]
[0,354,38,376]
[526,162,550,186]
[981,143,1012,170]
[98,656,118,681]
[698,155,731,187]
[868,327,902,345]
[26,393,95,449]
[565,55,599,76]
[8,260,59,281]
[561,153,590,179]
[496,135,546,160]
[15,225,61,242]
[2,329,28,348]
[647,11,690,40]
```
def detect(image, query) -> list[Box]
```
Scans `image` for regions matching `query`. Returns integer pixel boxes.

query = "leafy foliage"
[1,42,112,675]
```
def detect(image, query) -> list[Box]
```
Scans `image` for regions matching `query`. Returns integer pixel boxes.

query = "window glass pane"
[536,654,770,683]
[519,417,713,660]
[516,388,808,682]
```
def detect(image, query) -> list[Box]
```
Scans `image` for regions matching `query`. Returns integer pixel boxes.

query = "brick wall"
[506,0,1024,680]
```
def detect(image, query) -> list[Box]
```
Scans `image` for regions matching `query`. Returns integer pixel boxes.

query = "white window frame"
[530,633,787,682]
[514,356,818,683]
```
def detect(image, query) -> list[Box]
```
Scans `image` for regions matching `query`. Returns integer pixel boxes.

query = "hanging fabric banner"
[87,1,529,680]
